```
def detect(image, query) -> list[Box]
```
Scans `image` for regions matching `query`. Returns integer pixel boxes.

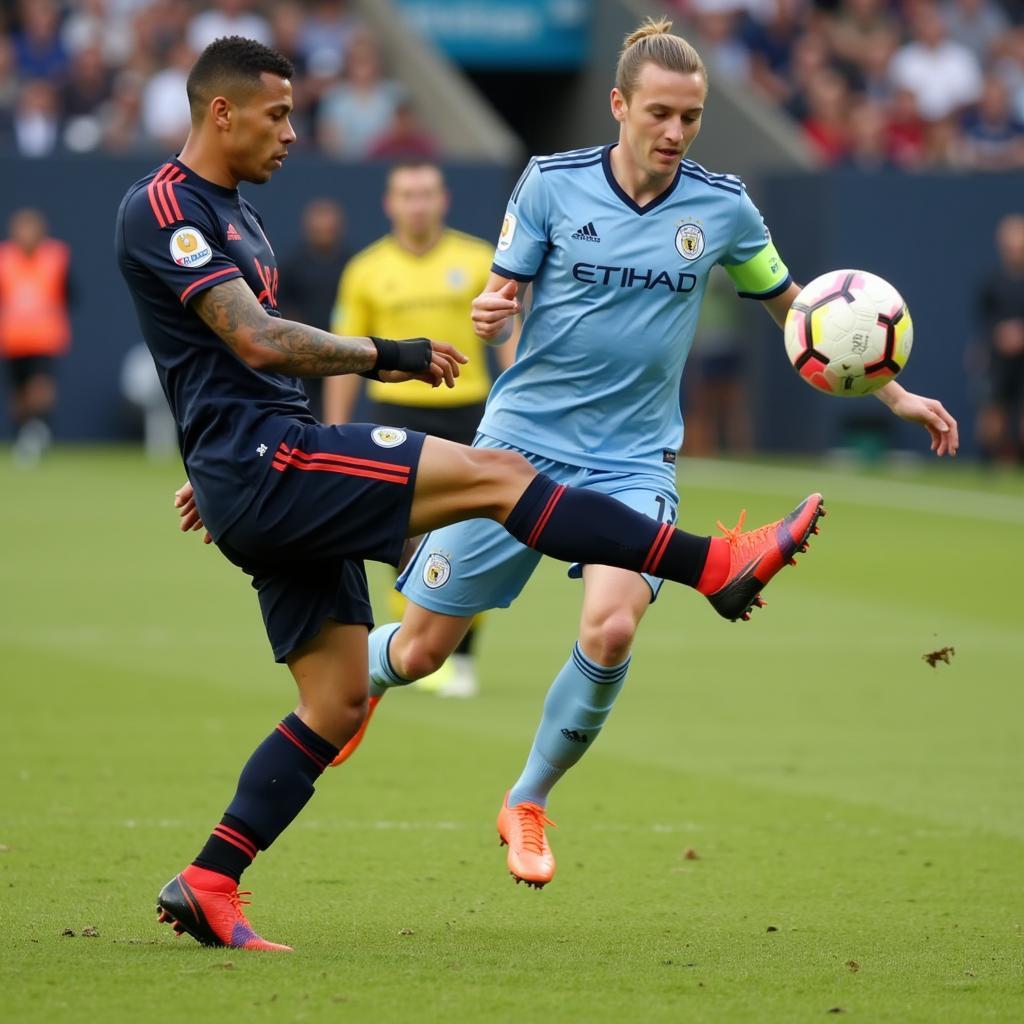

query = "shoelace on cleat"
[715,509,781,560]
[226,889,254,922]
[513,804,556,854]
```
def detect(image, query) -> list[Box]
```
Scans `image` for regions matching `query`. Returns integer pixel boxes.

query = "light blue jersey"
[481,143,791,474]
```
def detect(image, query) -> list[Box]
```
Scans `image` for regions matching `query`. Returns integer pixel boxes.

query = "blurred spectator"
[826,0,900,75]
[0,208,71,466]
[13,79,60,157]
[940,0,1009,64]
[692,10,751,83]
[367,99,438,159]
[801,67,851,162]
[744,0,805,104]
[784,30,831,120]
[130,0,192,69]
[101,69,146,154]
[974,214,1024,464]
[994,27,1024,125]
[141,40,195,151]
[856,24,901,103]
[11,0,68,81]
[0,35,17,141]
[300,0,358,81]
[683,267,753,456]
[961,75,1024,170]
[317,32,402,159]
[62,43,115,152]
[889,2,983,121]
[841,96,895,169]
[187,0,272,53]
[885,86,929,168]
[277,198,350,332]
[62,0,134,68]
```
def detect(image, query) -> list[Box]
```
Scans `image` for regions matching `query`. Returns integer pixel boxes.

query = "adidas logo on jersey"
[226,223,242,241]
[571,221,600,243]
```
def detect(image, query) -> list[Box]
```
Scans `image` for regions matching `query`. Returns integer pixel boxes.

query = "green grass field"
[2,448,1023,1023]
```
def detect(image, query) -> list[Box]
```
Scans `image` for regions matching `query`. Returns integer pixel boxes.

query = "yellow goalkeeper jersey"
[332,229,495,407]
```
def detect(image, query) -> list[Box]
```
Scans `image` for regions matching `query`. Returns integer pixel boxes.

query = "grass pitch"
[1,448,1022,1023]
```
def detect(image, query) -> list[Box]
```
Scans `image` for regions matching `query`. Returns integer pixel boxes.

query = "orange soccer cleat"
[330,693,384,766]
[699,493,825,622]
[497,791,556,889]
[156,867,292,952]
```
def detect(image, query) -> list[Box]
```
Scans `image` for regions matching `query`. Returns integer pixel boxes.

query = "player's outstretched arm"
[873,382,959,456]
[472,273,522,344]
[759,282,958,457]
[192,278,466,384]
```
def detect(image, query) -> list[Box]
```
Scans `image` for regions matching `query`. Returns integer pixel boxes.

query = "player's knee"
[468,448,535,518]
[580,610,639,665]
[397,634,450,680]
[301,691,368,748]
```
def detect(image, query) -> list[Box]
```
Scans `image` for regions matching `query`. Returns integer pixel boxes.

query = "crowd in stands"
[0,0,438,159]
[2,0,1022,170]
[675,0,1024,169]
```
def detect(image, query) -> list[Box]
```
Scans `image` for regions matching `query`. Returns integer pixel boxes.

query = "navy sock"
[192,713,339,881]
[504,474,711,587]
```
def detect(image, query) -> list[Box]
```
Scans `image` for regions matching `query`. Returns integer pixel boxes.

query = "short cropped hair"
[186,36,295,120]
[615,17,706,101]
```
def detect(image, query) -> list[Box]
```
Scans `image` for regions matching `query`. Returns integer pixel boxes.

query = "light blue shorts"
[397,435,679,617]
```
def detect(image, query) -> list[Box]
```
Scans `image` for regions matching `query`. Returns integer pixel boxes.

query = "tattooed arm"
[191,278,466,384]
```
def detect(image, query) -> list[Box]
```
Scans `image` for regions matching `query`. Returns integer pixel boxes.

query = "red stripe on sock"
[214,824,258,858]
[643,522,674,575]
[526,484,566,548]
[212,829,257,860]
[276,722,329,771]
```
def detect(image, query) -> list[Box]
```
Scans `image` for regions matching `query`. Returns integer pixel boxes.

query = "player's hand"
[878,384,959,457]
[174,480,212,544]
[472,280,520,340]
[378,341,467,388]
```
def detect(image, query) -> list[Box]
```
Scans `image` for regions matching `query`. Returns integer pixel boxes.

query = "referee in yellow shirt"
[325,161,515,698]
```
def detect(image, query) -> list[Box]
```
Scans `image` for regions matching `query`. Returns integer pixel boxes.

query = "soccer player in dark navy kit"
[116,37,832,951]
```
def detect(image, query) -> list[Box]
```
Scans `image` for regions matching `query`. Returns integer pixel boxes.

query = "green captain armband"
[723,242,791,299]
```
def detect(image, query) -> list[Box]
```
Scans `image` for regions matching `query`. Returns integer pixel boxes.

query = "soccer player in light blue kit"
[334,18,959,887]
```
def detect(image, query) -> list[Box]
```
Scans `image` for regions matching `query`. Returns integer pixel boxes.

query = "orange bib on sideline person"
[0,239,71,358]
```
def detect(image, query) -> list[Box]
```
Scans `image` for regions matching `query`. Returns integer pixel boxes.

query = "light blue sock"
[508,642,630,808]
[367,623,411,698]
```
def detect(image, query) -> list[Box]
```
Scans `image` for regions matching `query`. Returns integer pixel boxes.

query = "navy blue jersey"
[115,158,314,537]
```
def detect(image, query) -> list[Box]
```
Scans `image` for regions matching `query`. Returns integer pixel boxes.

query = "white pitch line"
[677,458,1024,524]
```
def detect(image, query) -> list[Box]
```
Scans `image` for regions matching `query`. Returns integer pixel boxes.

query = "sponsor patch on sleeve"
[169,226,213,268]
[497,212,517,252]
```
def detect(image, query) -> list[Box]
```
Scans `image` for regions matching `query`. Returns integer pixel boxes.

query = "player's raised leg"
[157,621,369,950]
[408,436,825,621]
[500,565,652,887]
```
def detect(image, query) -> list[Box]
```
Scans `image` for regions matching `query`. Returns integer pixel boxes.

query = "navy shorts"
[216,421,426,663]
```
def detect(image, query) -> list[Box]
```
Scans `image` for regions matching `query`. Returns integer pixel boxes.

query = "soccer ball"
[784,270,913,397]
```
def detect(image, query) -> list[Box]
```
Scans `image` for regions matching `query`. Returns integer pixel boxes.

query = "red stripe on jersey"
[527,484,566,548]
[146,164,176,227]
[162,170,186,223]
[179,266,241,304]
[277,443,411,477]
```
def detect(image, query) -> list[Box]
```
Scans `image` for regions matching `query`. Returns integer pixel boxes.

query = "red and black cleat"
[156,868,292,952]
[702,493,826,622]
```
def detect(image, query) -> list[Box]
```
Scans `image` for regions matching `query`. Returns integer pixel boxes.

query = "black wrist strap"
[361,336,432,379]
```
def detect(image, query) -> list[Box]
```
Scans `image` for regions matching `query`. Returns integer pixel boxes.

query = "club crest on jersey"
[422,552,451,589]
[675,223,705,261]
[497,212,517,252]
[169,226,212,268]
[371,427,407,448]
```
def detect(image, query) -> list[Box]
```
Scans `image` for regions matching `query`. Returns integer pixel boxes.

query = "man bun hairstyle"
[615,17,706,100]
[186,36,295,120]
